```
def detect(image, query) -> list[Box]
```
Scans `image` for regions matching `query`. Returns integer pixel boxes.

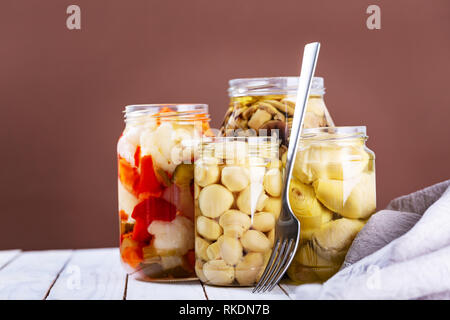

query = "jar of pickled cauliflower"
[286,126,376,283]
[194,137,282,286]
[220,77,334,153]
[117,104,210,281]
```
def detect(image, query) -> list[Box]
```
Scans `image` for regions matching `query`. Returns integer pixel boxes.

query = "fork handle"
[282,42,321,205]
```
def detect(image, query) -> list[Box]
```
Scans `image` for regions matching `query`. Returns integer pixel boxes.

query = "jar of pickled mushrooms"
[286,126,376,284]
[220,77,334,154]
[117,104,210,281]
[194,137,282,286]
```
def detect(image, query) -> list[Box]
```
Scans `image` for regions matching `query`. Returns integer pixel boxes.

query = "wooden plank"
[126,278,206,300]
[0,250,21,269]
[279,280,322,300]
[46,248,126,300]
[0,250,72,300]
[203,284,290,300]
[278,283,298,299]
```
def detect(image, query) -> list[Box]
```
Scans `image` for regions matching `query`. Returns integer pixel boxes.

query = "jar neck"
[301,126,368,144]
[199,136,280,161]
[228,76,325,97]
[123,104,209,125]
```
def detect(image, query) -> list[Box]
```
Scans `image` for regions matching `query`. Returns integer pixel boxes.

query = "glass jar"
[220,77,334,152]
[194,136,281,286]
[117,104,210,281]
[286,126,376,284]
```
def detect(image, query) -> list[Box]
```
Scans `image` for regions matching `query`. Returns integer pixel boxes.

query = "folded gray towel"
[342,210,422,268]
[386,180,450,215]
[293,179,450,300]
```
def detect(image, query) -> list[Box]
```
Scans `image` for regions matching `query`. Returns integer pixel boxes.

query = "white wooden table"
[0,248,299,300]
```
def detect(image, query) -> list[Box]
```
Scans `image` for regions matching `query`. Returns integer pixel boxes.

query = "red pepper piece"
[131,197,177,242]
[119,210,128,221]
[134,146,141,167]
[120,237,143,269]
[121,247,143,269]
[136,155,163,198]
[132,217,152,243]
[118,157,140,194]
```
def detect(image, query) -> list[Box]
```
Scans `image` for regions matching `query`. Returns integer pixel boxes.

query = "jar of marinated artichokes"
[286,126,376,284]
[220,77,334,154]
[194,137,282,286]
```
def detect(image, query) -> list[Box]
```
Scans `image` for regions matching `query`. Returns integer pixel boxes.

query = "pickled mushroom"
[198,184,234,218]
[195,260,208,282]
[196,216,223,241]
[194,158,220,187]
[235,252,264,286]
[252,212,275,232]
[263,168,282,197]
[247,109,272,130]
[206,241,222,260]
[263,197,282,220]
[221,166,250,192]
[195,237,210,261]
[203,260,235,285]
[220,235,243,266]
[241,230,271,253]
[258,120,287,146]
[236,184,265,215]
[219,210,251,238]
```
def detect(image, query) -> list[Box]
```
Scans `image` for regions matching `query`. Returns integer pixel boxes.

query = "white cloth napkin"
[293,180,450,300]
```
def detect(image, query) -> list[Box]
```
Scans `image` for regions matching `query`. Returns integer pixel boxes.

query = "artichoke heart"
[312,218,365,263]
[313,172,376,219]
[294,244,336,268]
[288,178,332,230]
[294,144,370,184]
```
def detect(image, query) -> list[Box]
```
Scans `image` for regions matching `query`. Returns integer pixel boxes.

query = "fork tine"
[252,239,282,293]
[261,239,293,292]
[265,239,296,292]
[256,239,288,293]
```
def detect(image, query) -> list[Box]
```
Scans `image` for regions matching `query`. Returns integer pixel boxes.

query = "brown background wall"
[0,0,449,250]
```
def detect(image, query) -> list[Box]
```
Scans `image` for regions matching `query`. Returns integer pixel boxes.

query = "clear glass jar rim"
[199,136,280,157]
[302,126,367,139]
[228,76,324,97]
[201,135,279,143]
[125,104,208,113]
[124,104,209,121]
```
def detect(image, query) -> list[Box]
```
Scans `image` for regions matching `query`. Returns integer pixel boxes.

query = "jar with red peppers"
[117,104,210,281]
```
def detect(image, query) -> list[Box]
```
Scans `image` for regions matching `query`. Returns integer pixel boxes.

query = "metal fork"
[253,42,321,293]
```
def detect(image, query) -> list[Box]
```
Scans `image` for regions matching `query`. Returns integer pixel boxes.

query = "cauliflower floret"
[117,135,137,166]
[147,215,194,256]
[173,127,192,144]
[140,129,177,173]
[123,124,143,146]
[155,123,177,161]
[140,122,198,172]
[160,256,183,270]
[173,127,196,164]
[117,179,138,221]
